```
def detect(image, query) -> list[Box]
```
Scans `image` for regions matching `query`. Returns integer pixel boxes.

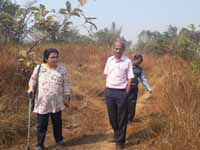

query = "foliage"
[0,0,97,43]
[137,25,178,55]
[93,22,132,48]
[136,24,200,64]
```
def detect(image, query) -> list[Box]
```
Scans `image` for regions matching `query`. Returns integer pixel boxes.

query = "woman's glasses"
[49,56,59,59]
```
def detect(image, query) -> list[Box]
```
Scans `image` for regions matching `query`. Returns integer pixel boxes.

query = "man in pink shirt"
[104,40,134,150]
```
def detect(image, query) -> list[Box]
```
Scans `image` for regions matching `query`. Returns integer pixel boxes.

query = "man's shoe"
[35,145,48,150]
[57,140,65,146]
[35,146,44,150]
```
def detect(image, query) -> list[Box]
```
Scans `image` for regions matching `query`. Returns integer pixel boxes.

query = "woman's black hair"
[43,48,59,63]
[133,54,143,62]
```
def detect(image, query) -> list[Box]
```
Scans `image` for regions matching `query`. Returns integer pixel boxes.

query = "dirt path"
[6,90,161,150]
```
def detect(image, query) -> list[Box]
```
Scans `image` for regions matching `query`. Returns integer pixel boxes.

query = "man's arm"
[126,60,134,94]
[104,58,109,76]
[139,71,152,92]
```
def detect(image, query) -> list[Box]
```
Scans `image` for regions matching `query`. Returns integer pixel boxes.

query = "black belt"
[107,88,126,91]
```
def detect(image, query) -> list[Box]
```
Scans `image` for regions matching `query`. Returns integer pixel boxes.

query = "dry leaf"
[79,0,87,6]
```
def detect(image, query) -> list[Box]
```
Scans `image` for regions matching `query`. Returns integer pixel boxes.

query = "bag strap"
[37,64,41,81]
[34,64,41,97]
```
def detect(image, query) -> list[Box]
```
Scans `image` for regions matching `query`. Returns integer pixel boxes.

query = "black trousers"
[36,111,63,148]
[105,88,128,145]
[128,87,138,121]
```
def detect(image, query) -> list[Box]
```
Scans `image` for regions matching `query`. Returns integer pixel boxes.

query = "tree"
[0,0,20,42]
[0,0,97,43]
[93,22,131,48]
[94,22,122,47]
[136,24,200,61]
[176,25,200,60]
[137,25,178,55]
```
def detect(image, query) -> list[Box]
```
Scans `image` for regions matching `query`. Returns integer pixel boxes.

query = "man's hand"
[149,90,152,94]
[126,79,132,96]
[126,89,130,97]
[64,94,71,107]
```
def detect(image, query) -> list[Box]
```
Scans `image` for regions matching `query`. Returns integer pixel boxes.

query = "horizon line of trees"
[136,24,200,63]
[1,1,199,69]
[0,0,132,48]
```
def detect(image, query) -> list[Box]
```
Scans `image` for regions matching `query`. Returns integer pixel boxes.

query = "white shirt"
[139,71,152,92]
[29,64,70,114]
[104,55,134,89]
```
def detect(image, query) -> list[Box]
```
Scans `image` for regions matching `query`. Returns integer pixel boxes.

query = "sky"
[15,0,200,44]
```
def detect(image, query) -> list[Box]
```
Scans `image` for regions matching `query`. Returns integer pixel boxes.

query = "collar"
[112,55,126,62]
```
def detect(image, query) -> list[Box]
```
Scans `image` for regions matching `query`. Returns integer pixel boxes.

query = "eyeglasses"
[49,56,59,59]
[115,48,124,51]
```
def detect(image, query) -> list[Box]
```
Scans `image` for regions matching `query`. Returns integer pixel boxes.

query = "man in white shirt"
[104,40,134,150]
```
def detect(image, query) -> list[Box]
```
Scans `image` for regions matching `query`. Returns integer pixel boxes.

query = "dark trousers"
[128,87,138,121]
[36,111,63,148]
[105,88,128,145]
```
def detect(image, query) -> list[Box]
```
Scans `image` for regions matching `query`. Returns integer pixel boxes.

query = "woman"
[128,54,152,123]
[27,48,70,150]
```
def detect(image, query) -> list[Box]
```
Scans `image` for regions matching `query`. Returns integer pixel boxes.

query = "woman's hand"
[27,87,34,98]
[27,88,33,94]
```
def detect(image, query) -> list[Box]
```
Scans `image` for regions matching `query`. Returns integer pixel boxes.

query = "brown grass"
[152,56,200,150]
[0,44,30,146]
[0,43,108,148]
[0,43,199,150]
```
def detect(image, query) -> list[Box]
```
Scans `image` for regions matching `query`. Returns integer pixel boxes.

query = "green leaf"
[72,8,83,13]
[28,6,39,12]
[71,12,81,17]
[46,16,54,27]
[39,4,46,12]
[59,8,67,15]
[15,8,24,17]
[66,1,71,13]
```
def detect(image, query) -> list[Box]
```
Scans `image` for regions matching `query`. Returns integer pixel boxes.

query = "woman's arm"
[28,65,40,93]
